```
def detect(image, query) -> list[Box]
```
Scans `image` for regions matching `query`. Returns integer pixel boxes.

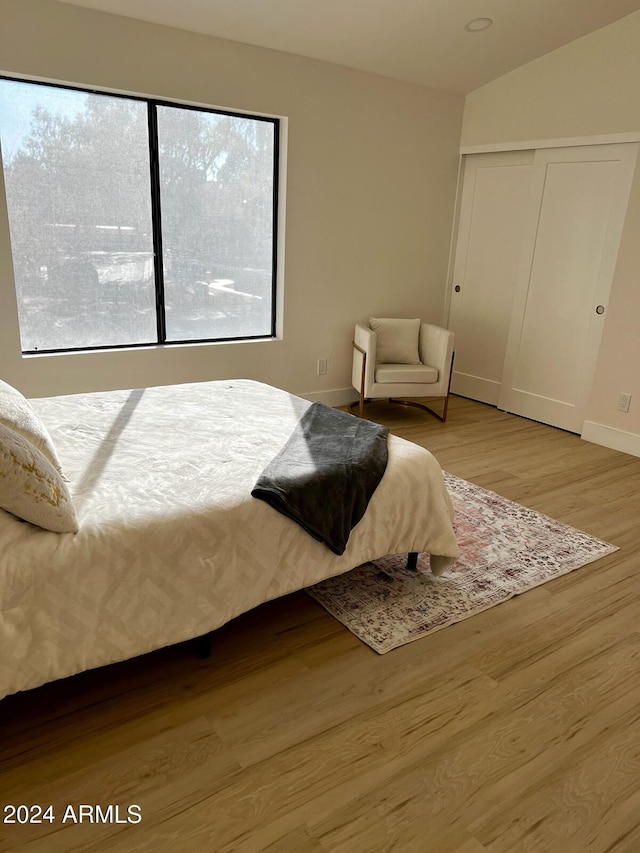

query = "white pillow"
[369,317,421,364]
[0,423,79,534]
[0,379,64,474]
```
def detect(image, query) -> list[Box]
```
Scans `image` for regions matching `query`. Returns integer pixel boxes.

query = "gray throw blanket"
[251,402,389,555]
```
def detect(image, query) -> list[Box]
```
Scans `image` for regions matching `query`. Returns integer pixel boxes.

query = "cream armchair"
[352,319,455,421]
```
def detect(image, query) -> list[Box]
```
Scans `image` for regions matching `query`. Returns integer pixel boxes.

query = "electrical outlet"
[617,392,632,413]
[317,358,328,376]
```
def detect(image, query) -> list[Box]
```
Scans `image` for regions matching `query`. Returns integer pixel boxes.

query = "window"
[0,78,278,353]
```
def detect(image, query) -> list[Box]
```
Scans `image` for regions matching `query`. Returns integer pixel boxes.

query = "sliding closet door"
[449,151,534,404]
[498,143,638,433]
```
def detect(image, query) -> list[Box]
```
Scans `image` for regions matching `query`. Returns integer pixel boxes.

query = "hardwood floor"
[2,395,640,852]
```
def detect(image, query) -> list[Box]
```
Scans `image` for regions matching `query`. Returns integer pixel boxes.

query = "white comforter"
[0,380,458,699]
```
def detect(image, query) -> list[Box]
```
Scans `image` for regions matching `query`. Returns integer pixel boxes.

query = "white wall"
[462,10,640,454]
[0,0,463,401]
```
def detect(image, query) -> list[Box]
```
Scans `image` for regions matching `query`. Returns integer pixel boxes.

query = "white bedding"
[0,380,458,699]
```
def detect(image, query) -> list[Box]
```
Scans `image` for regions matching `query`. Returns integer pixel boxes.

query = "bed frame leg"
[407,552,419,571]
[196,632,212,659]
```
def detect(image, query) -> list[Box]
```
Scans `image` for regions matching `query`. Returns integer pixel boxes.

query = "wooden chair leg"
[407,552,419,570]
[352,340,367,418]
[196,632,212,659]
[440,393,450,423]
[442,351,455,423]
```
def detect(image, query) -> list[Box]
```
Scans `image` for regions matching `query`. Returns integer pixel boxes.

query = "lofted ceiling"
[57,0,640,94]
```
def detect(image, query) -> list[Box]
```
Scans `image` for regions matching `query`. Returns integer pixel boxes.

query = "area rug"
[307,472,618,653]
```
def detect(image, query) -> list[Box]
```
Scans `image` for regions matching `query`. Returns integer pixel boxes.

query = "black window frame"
[0,75,280,355]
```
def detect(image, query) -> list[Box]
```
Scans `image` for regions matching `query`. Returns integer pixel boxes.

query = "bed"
[0,379,458,700]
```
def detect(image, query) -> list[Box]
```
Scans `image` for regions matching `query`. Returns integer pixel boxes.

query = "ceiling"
[57,0,640,93]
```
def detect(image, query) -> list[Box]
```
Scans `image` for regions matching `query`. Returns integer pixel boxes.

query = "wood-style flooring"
[2,395,640,852]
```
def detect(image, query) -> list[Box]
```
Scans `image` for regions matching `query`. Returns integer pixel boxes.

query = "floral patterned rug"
[307,472,618,654]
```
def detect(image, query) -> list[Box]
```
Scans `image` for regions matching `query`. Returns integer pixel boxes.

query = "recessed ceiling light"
[464,17,493,32]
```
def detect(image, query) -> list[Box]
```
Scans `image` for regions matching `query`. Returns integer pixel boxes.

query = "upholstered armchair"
[352,318,455,421]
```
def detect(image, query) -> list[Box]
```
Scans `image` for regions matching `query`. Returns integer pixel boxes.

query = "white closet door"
[498,143,638,433]
[449,151,534,404]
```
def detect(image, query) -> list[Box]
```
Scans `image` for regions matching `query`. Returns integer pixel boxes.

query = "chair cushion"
[369,317,421,364]
[375,363,439,384]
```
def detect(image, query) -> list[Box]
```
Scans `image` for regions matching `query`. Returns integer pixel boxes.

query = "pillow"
[369,317,421,364]
[0,424,79,533]
[0,379,64,474]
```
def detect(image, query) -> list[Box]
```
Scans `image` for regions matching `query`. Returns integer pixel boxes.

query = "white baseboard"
[300,387,358,408]
[581,420,640,458]
[451,371,500,406]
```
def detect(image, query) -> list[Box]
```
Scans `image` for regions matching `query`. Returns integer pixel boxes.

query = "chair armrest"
[352,323,377,395]
[419,324,455,379]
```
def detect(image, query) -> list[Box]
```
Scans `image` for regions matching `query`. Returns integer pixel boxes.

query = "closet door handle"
[595,305,605,315]
[454,285,461,293]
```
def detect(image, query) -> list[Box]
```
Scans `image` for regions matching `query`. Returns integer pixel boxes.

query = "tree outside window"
[0,78,278,353]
